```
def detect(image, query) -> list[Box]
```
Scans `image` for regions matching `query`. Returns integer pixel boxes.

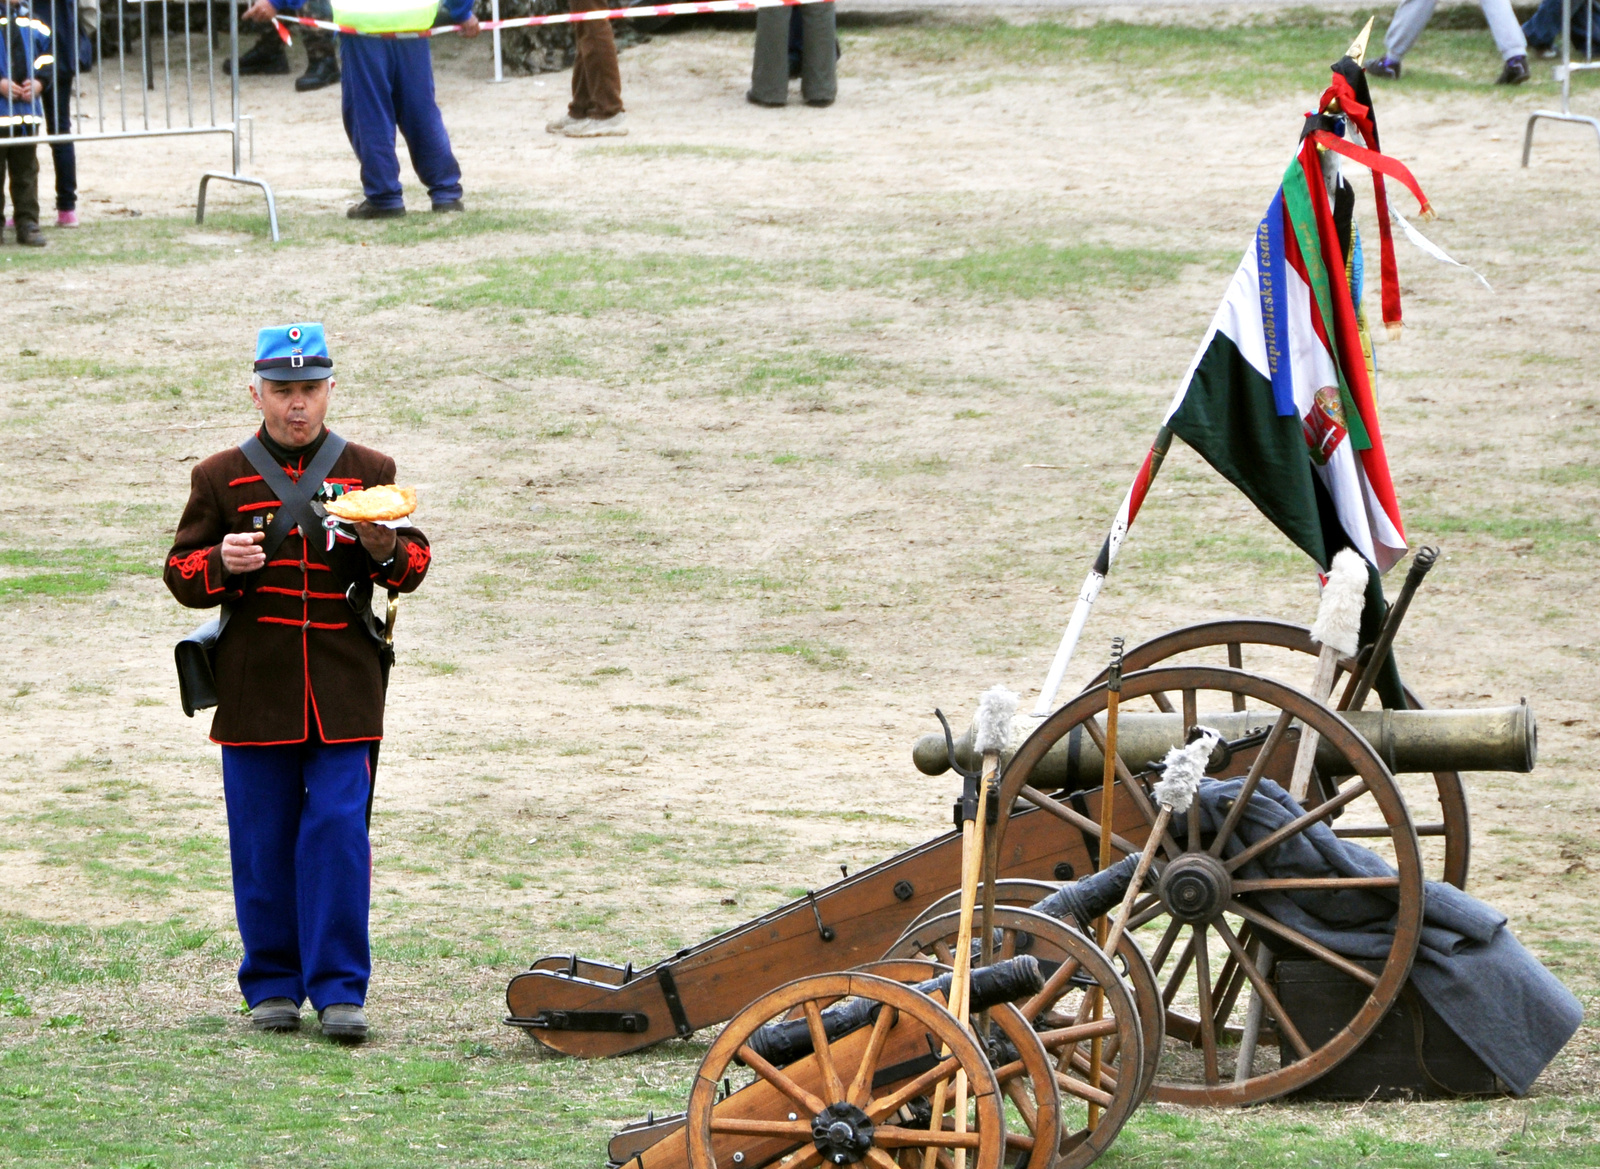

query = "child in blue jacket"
[1,0,53,245]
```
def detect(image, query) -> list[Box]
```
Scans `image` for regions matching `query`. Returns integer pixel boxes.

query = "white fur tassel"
[1151,731,1218,814]
[1310,549,1369,658]
[973,686,1020,755]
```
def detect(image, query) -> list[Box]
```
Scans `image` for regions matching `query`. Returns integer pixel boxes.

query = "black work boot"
[347,200,406,220]
[227,32,291,75]
[296,53,340,92]
[319,1003,369,1043]
[15,222,47,247]
[250,997,302,1032]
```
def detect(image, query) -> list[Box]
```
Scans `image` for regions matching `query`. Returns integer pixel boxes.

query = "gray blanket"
[1173,777,1583,1096]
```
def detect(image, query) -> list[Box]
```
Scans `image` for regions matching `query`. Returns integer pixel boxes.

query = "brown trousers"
[567,0,624,120]
[0,141,40,229]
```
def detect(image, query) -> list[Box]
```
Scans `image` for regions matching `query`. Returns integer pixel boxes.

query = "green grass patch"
[913,242,1201,300]
[373,251,769,316]
[0,543,160,601]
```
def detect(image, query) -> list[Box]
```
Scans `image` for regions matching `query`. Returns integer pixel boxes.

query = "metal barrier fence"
[1524,0,1600,166]
[19,0,278,239]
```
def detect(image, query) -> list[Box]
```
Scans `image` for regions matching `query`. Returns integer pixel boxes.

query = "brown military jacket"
[164,430,430,746]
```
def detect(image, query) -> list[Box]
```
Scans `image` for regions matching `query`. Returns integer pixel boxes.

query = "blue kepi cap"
[255,322,333,382]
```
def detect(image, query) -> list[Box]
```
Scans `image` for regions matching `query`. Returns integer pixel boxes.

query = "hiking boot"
[347,200,406,219]
[227,35,290,75]
[295,55,340,92]
[431,200,464,213]
[563,112,627,137]
[250,997,302,1032]
[1365,55,1402,79]
[545,113,584,133]
[1497,54,1531,84]
[319,1003,369,1042]
[15,222,47,247]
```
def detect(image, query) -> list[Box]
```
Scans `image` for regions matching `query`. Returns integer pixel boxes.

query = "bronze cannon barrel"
[912,703,1537,788]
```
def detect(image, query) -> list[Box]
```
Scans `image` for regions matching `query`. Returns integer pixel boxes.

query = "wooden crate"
[1274,958,1504,1099]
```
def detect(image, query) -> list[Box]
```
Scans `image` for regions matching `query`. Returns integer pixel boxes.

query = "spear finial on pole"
[1346,15,1376,66]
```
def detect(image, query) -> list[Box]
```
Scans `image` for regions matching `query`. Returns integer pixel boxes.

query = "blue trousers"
[339,35,463,210]
[221,741,374,1010]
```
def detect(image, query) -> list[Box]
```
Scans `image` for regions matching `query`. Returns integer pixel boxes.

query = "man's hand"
[0,79,39,100]
[459,14,481,36]
[355,522,398,563]
[221,532,267,577]
[242,0,280,23]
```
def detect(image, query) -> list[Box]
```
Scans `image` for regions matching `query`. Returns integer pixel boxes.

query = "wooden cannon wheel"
[1088,618,1469,888]
[884,909,1149,1169]
[888,898,1163,1106]
[854,960,1062,1169]
[993,665,1425,1106]
[899,881,1063,937]
[686,971,1006,1169]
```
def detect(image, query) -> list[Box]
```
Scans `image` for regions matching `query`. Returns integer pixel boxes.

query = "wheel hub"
[1159,853,1231,924]
[812,1101,875,1165]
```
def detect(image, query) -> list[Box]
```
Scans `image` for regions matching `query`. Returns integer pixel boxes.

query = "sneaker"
[1538,45,1560,59]
[1497,54,1531,84]
[1366,56,1402,79]
[15,222,46,247]
[56,210,79,228]
[250,997,302,1032]
[563,112,627,137]
[295,55,340,92]
[318,1002,368,1043]
[545,113,585,133]
[746,89,785,108]
[431,199,464,213]
[347,200,406,220]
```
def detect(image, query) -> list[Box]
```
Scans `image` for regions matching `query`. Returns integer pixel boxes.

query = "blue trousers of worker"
[221,741,374,1010]
[339,34,463,211]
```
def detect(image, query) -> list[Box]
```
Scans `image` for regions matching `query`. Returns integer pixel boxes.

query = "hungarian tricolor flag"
[1162,60,1429,573]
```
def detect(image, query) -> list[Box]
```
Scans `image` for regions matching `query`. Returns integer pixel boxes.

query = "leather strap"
[238,432,349,560]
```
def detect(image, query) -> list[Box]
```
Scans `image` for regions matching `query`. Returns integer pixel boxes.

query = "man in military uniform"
[165,323,430,1042]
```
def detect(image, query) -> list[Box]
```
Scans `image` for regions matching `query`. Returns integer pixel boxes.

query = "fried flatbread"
[325,484,417,523]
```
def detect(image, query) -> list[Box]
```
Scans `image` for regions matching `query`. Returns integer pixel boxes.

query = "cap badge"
[287,327,303,342]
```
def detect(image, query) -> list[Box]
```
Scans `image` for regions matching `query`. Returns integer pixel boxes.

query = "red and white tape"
[274,0,830,39]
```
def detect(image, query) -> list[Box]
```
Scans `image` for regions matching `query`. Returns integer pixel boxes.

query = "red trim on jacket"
[256,616,350,630]
[267,558,332,571]
[237,500,283,513]
[257,586,347,601]
[229,475,265,487]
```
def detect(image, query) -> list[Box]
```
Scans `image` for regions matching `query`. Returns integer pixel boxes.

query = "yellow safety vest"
[331,0,441,34]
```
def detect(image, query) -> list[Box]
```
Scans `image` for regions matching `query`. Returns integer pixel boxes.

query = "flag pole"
[1031,426,1173,718]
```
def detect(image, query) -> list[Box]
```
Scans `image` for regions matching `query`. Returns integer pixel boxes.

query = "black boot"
[296,54,340,92]
[226,32,290,75]
[347,200,406,220]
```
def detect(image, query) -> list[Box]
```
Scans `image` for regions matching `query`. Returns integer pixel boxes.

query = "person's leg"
[11,144,40,235]
[221,745,308,1007]
[0,145,14,231]
[42,75,77,216]
[799,2,837,105]
[1482,0,1530,58]
[391,39,463,207]
[1381,0,1439,60]
[295,741,374,1011]
[297,0,341,91]
[572,0,623,120]
[340,35,405,209]
[1523,0,1564,48]
[749,5,789,105]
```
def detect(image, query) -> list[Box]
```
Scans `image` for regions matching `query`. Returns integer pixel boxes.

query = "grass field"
[3,5,1600,1167]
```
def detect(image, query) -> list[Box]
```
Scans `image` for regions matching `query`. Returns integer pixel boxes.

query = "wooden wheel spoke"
[1160,930,1198,1008]
[1019,785,1139,858]
[864,1147,902,1169]
[803,999,847,1103]
[1208,707,1293,859]
[933,939,956,966]
[999,931,1017,961]
[736,1043,828,1117]
[876,1127,983,1150]
[785,1146,827,1169]
[1214,916,1312,1061]
[1191,924,1220,1085]
[1150,689,1176,714]
[1230,902,1381,988]
[1053,1071,1114,1108]
[1036,1018,1120,1047]
[847,1003,899,1108]
[1227,644,1246,710]
[1148,915,1185,972]
[1181,688,1198,738]
[868,1055,962,1122]
[1003,1131,1037,1152]
[1020,957,1080,1022]
[1231,876,1401,893]
[1001,1079,1038,1131]
[1225,778,1373,873]
[709,1118,813,1138]
[1079,715,1181,859]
